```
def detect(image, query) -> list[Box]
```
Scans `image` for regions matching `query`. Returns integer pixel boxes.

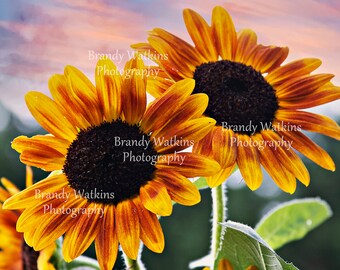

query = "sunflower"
[132,6,340,193]
[0,166,55,270]
[4,58,220,270]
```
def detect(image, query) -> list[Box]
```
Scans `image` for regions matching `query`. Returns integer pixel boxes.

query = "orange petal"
[276,73,334,99]
[211,6,237,60]
[212,127,237,168]
[133,197,165,253]
[156,152,221,178]
[235,29,257,63]
[249,45,289,73]
[192,129,214,158]
[62,203,102,261]
[275,110,340,140]
[95,59,122,122]
[183,8,217,61]
[156,170,200,206]
[25,92,77,141]
[132,42,182,81]
[95,205,119,270]
[155,117,216,153]
[151,93,209,139]
[261,130,310,186]
[149,28,203,67]
[278,130,335,171]
[279,83,340,109]
[252,133,296,194]
[141,79,195,133]
[236,135,263,190]
[266,58,322,86]
[140,181,172,216]
[121,57,147,124]
[116,200,140,260]
[148,35,193,79]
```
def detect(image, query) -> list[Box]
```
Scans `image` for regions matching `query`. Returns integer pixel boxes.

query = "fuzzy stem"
[211,184,227,268]
[123,255,146,270]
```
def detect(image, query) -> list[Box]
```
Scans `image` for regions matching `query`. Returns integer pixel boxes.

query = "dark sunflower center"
[22,241,39,270]
[63,120,158,205]
[193,60,278,135]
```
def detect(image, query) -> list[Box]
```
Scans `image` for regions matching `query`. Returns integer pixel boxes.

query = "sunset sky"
[1,0,340,122]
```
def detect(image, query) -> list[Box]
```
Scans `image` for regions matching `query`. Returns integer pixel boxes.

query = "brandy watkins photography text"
[222,121,302,151]
[90,49,168,79]
[115,135,195,165]
[35,188,106,218]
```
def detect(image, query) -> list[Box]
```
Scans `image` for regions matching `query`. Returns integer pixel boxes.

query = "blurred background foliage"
[0,102,339,270]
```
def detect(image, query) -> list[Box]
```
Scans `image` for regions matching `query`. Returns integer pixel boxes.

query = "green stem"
[123,254,146,270]
[211,184,227,268]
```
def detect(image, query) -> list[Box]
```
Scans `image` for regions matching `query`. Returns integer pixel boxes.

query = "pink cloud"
[0,0,339,120]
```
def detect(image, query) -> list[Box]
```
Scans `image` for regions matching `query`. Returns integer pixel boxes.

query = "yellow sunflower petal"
[63,203,102,261]
[261,130,310,186]
[140,181,172,216]
[37,243,56,270]
[95,59,122,122]
[276,110,340,140]
[218,259,234,270]
[156,152,221,178]
[33,196,86,251]
[3,174,68,210]
[252,134,296,194]
[236,135,263,190]
[133,197,165,253]
[66,69,102,127]
[278,130,335,171]
[121,57,147,125]
[1,178,20,196]
[156,170,200,206]
[146,70,174,98]
[12,135,67,171]
[206,164,237,188]
[211,6,236,60]
[183,8,217,61]
[49,74,91,130]
[116,200,140,260]
[26,166,34,187]
[212,127,237,168]
[25,91,77,141]
[95,205,118,270]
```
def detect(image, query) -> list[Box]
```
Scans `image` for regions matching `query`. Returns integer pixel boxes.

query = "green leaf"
[214,221,298,270]
[193,177,209,190]
[255,198,332,250]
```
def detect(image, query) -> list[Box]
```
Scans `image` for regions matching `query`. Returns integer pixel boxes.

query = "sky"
[0,0,340,123]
